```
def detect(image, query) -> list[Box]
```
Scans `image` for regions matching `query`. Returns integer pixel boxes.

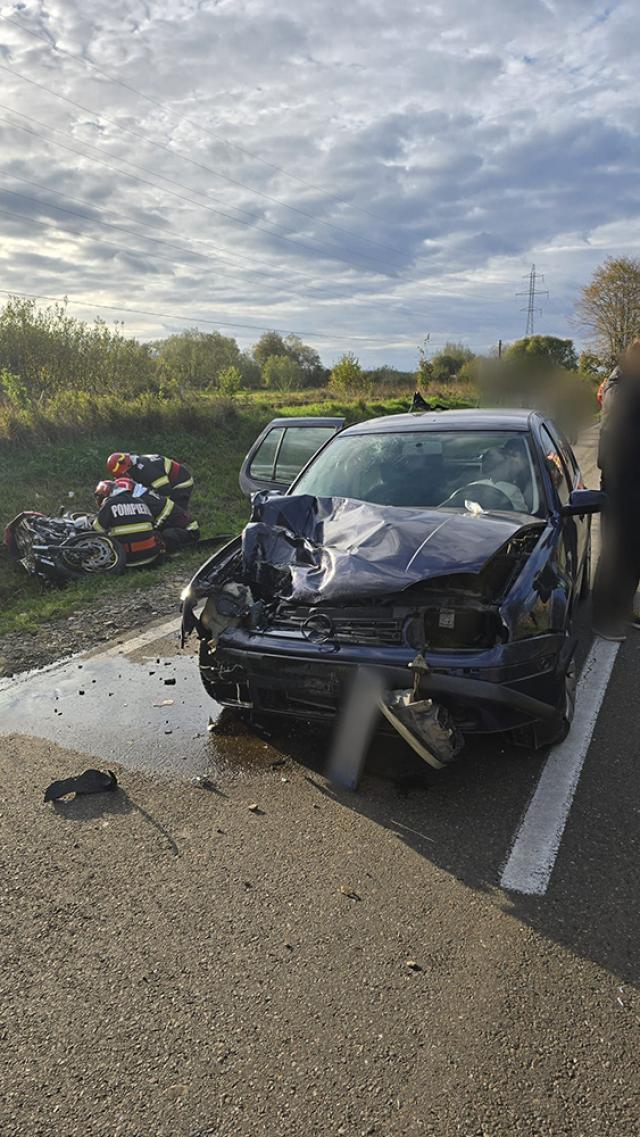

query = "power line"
[0,288,417,346]
[0,11,393,226]
[0,179,280,283]
[0,103,397,278]
[0,171,431,321]
[0,108,435,322]
[0,118,364,295]
[0,200,244,278]
[0,58,408,263]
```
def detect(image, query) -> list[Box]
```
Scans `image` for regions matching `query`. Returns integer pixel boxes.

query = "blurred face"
[503,446,527,480]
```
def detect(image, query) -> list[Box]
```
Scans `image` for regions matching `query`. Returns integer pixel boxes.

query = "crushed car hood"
[242,493,542,604]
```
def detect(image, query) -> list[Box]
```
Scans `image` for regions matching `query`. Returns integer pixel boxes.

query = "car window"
[546,422,579,483]
[274,426,338,485]
[539,424,571,505]
[248,427,285,481]
[293,429,544,515]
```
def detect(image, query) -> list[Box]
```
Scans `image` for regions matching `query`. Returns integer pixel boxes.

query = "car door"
[238,417,345,496]
[539,420,589,597]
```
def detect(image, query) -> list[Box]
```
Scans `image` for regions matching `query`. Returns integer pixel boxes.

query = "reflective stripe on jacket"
[131,487,198,532]
[130,455,193,500]
[93,491,163,565]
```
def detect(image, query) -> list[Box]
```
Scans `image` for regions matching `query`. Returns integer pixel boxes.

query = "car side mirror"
[251,488,281,503]
[561,488,606,516]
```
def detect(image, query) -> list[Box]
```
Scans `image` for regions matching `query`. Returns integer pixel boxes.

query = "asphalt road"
[1,423,638,1137]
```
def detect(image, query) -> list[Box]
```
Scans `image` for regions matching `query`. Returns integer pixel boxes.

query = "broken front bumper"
[199,627,572,734]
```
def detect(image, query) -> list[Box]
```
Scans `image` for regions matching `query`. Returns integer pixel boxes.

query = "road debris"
[193,776,217,792]
[44,768,118,802]
[405,959,423,972]
[339,884,361,901]
[153,697,174,707]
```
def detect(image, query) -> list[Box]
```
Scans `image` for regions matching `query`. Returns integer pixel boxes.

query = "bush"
[262,355,303,391]
[0,367,30,407]
[430,342,475,382]
[329,353,372,398]
[218,365,243,398]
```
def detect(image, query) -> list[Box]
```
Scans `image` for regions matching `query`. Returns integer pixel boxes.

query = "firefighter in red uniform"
[112,478,200,551]
[106,452,194,510]
[93,480,164,566]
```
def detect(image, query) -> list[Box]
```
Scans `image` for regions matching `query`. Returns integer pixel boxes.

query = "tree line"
[1,256,638,406]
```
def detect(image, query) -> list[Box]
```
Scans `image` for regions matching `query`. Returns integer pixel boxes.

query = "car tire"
[536,657,577,749]
[511,657,577,751]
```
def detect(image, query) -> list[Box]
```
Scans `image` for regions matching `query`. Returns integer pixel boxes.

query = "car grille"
[270,605,405,647]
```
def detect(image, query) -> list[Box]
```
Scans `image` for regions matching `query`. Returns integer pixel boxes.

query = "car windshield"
[293,428,543,515]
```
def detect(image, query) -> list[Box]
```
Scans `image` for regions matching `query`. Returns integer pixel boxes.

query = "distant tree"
[576,256,640,367]
[283,334,324,386]
[430,342,475,382]
[0,296,155,399]
[252,331,290,368]
[578,350,607,377]
[262,354,303,391]
[329,353,371,397]
[504,335,578,371]
[252,330,323,386]
[237,353,262,389]
[218,364,243,398]
[152,328,241,389]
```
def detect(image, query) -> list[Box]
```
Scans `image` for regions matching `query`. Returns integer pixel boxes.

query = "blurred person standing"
[593,339,640,640]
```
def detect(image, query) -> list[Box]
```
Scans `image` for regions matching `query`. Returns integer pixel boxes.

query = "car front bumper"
[198,627,573,734]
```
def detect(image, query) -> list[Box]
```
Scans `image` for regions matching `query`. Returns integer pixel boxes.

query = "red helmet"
[115,476,135,492]
[107,452,133,476]
[95,479,116,507]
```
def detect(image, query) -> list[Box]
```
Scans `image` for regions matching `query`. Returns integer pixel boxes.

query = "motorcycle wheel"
[59,532,126,577]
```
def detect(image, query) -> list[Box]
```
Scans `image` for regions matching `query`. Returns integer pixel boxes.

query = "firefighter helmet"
[95,479,116,507]
[107,452,133,476]
[115,476,135,493]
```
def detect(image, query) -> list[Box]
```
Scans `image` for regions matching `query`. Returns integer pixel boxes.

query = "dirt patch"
[0,566,187,676]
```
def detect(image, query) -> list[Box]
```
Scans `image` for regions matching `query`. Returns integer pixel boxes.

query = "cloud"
[0,0,637,364]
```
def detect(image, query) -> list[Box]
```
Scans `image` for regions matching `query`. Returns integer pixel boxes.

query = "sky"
[0,0,638,368]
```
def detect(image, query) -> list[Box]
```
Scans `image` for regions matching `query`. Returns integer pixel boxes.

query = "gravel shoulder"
[0,566,186,677]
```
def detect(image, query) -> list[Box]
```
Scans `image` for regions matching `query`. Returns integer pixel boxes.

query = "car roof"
[341,408,539,435]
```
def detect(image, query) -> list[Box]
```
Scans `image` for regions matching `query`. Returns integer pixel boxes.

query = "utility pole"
[516,264,548,337]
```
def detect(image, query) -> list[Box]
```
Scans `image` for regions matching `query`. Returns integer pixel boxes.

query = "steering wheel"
[441,482,516,512]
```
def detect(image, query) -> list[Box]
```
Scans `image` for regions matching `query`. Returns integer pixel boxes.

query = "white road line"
[93,616,180,658]
[500,636,621,896]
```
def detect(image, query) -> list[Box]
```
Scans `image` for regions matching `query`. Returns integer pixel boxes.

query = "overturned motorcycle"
[3,511,126,584]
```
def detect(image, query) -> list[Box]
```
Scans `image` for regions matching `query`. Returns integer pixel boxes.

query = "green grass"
[0,388,475,636]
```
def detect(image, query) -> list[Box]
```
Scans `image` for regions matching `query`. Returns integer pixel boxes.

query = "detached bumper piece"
[379,690,464,770]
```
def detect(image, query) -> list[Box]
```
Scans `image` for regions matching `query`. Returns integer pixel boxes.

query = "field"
[0,387,475,636]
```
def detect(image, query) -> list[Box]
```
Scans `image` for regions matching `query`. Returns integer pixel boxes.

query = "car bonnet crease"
[242,493,543,605]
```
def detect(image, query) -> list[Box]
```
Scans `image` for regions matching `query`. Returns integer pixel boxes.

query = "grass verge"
[0,387,475,636]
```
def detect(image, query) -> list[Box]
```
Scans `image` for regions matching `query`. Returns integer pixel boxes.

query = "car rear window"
[274,426,337,484]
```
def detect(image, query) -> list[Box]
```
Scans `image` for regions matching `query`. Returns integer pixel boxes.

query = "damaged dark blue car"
[181,410,604,768]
